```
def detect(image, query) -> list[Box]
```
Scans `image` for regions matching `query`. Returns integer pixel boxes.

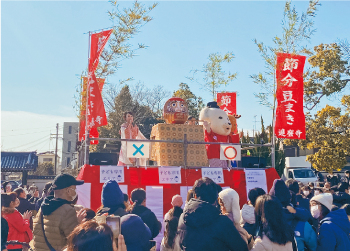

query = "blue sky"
[1,0,350,153]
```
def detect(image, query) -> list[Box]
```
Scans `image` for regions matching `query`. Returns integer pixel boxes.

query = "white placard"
[159,167,181,184]
[220,144,241,160]
[126,141,150,158]
[76,183,91,208]
[201,168,224,184]
[245,169,268,199]
[146,186,164,250]
[100,166,125,183]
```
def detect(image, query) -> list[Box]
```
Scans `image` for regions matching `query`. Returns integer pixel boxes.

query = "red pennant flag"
[275,53,306,139]
[89,29,113,72]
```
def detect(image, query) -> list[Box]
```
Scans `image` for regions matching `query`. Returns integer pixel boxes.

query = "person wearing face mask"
[310,193,350,251]
[313,188,323,196]
[32,174,87,251]
[301,186,313,200]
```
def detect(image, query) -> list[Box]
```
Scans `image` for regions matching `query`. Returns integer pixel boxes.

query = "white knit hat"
[218,188,240,224]
[310,193,333,211]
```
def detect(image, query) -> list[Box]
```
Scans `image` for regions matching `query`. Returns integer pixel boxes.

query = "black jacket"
[296,194,310,212]
[176,198,248,251]
[16,197,36,214]
[333,192,350,207]
[1,217,9,251]
[131,205,161,239]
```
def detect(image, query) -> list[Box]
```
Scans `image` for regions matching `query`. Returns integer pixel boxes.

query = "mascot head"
[199,102,232,136]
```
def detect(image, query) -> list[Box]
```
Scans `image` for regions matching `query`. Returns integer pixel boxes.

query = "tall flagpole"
[84,31,91,166]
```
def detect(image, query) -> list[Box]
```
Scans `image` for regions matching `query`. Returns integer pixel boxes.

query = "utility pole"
[54,123,59,175]
[253,115,258,136]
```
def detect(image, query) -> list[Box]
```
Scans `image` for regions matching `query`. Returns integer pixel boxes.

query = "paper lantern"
[163,97,188,124]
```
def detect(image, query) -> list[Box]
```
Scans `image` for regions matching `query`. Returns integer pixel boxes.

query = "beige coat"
[32,204,78,251]
[251,236,293,251]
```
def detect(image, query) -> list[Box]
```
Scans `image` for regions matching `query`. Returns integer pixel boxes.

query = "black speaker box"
[89,152,119,166]
[241,156,266,168]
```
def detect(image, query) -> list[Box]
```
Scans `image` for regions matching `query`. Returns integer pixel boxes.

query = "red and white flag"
[217,92,237,115]
[79,77,105,144]
[84,30,113,135]
[89,29,113,72]
[275,53,306,139]
[86,72,107,130]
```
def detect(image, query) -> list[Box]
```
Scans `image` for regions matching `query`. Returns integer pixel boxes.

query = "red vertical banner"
[83,29,113,141]
[275,53,306,139]
[217,92,237,115]
[89,29,113,72]
[79,77,105,144]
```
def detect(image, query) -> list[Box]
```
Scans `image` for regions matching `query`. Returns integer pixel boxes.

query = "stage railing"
[81,133,271,169]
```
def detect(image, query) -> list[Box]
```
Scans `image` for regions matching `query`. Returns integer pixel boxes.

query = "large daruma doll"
[163,97,188,124]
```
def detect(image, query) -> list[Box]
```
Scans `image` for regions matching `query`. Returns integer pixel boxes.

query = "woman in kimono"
[118,111,147,166]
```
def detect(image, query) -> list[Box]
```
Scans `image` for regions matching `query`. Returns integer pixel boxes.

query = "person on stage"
[118,111,147,166]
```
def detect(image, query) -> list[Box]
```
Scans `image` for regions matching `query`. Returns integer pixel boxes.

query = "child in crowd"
[240,187,266,236]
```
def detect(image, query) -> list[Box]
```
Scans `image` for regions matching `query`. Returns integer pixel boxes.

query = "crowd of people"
[1,170,350,251]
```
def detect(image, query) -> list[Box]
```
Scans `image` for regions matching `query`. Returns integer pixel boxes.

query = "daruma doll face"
[163,97,189,124]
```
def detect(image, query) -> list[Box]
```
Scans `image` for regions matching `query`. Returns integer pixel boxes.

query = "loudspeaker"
[89,152,119,166]
[241,156,266,168]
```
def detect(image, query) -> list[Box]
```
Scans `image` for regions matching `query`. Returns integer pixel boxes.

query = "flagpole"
[84,31,91,166]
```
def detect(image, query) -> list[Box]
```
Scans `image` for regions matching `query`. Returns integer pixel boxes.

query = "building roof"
[1,151,38,172]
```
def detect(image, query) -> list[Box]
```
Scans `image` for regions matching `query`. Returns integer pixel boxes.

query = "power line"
[23,137,51,151]
[4,134,49,151]
[1,129,57,137]
[1,126,56,132]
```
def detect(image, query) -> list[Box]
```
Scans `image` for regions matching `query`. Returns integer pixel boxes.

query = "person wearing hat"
[32,174,86,251]
[121,214,152,251]
[218,188,254,250]
[310,193,350,251]
[97,180,128,217]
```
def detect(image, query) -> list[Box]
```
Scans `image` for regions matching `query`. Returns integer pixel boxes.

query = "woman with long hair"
[161,216,180,251]
[252,194,294,251]
[118,111,147,166]
[129,188,161,239]
[1,193,33,251]
[161,195,183,251]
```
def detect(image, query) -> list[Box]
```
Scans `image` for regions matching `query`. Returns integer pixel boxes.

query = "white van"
[282,156,317,185]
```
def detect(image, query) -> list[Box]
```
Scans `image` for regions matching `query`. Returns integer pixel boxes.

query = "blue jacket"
[294,221,317,251]
[316,209,350,251]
